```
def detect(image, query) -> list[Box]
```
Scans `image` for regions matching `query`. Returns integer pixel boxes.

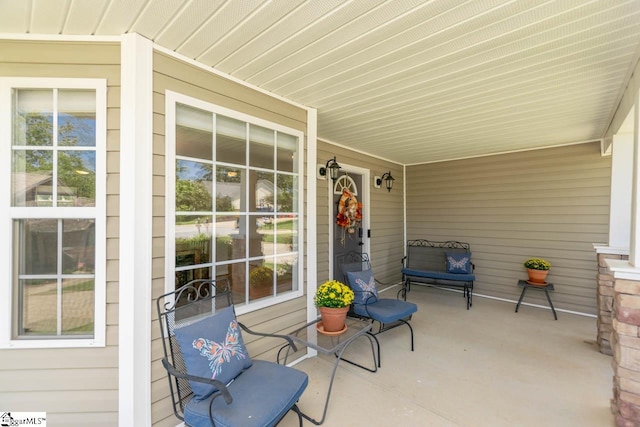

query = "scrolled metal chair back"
[156,278,232,421]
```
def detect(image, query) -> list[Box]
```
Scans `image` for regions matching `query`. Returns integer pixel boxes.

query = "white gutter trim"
[119,33,153,427]
[404,139,603,167]
[0,33,121,42]
[152,44,309,111]
[319,137,403,166]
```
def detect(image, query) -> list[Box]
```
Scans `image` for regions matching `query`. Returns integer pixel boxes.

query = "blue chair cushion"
[174,306,252,401]
[346,269,378,304]
[183,359,309,427]
[402,268,475,282]
[445,252,472,274]
[353,298,417,324]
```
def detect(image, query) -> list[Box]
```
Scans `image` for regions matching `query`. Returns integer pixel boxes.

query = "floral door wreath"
[336,189,363,246]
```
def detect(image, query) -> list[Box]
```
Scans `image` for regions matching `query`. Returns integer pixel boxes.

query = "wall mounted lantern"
[319,156,342,182]
[376,171,395,192]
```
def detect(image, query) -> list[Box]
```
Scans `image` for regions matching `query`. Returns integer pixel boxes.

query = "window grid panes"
[174,103,300,306]
[9,87,99,341]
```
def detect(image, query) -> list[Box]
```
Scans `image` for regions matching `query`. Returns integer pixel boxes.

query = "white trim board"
[119,33,153,427]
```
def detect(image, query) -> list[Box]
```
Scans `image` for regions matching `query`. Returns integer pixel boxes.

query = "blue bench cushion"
[184,359,309,427]
[353,298,417,324]
[402,268,475,282]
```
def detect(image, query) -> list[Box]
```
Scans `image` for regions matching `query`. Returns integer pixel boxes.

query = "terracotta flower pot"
[319,306,349,332]
[527,268,549,284]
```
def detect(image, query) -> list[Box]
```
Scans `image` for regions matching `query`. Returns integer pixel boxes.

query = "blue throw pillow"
[346,269,378,304]
[174,306,252,401]
[446,252,472,274]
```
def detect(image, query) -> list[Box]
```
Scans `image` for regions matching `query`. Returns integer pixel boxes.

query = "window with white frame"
[166,92,303,311]
[0,78,106,348]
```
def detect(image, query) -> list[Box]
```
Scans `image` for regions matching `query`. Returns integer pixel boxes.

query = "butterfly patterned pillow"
[445,252,472,274]
[174,306,252,401]
[346,269,379,305]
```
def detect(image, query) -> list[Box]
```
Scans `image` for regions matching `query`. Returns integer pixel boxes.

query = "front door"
[332,172,364,281]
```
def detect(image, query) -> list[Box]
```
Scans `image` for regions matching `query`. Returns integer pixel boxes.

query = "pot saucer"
[316,322,348,336]
[526,280,549,286]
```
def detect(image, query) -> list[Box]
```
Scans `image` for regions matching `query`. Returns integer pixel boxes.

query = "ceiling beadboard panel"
[30,0,69,34]
[3,0,639,165]
[63,0,110,35]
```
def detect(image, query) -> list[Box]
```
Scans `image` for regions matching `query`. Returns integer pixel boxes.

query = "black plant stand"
[515,279,557,320]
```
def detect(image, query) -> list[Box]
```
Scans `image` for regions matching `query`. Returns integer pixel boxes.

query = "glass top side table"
[279,316,377,425]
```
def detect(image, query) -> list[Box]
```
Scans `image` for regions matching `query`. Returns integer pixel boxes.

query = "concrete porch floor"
[280,285,613,427]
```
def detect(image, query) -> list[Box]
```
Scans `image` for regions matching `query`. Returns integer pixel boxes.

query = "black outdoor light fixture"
[376,171,395,192]
[319,156,342,181]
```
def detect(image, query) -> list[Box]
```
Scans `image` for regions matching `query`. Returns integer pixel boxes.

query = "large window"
[167,93,303,311]
[0,78,106,348]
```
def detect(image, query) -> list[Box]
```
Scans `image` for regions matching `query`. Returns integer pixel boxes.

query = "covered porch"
[281,285,611,426]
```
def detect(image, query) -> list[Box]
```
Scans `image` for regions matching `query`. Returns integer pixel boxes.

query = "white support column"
[119,33,153,427]
[631,92,640,266]
[306,108,319,358]
[306,108,318,323]
[609,133,634,250]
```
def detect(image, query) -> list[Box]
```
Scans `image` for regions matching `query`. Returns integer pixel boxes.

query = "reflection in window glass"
[277,175,296,213]
[61,278,95,334]
[11,89,97,209]
[277,133,297,173]
[275,215,297,254]
[14,218,96,338]
[276,257,298,294]
[176,103,213,160]
[13,89,53,147]
[217,115,245,165]
[58,90,96,147]
[252,170,274,213]
[226,261,246,305]
[16,219,58,275]
[12,150,54,207]
[7,82,102,345]
[175,215,212,268]
[216,166,244,212]
[58,151,96,206]
[19,279,57,336]
[174,105,300,308]
[249,124,274,169]
[249,259,274,301]
[250,215,274,258]
[62,219,95,274]
[176,160,212,212]
[176,267,211,290]
[216,215,240,262]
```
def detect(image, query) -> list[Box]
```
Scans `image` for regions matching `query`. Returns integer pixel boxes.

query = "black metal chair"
[339,252,417,367]
[157,278,308,427]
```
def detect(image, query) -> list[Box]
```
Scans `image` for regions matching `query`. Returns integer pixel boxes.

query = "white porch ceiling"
[2,0,640,164]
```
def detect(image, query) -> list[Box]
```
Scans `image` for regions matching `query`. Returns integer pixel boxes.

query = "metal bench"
[402,239,475,309]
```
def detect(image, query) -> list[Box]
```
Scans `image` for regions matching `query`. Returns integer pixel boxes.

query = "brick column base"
[611,278,640,427]
[598,253,629,355]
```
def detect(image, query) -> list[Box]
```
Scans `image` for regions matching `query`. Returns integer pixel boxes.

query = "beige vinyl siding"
[316,140,404,286]
[151,50,309,427]
[405,142,610,315]
[0,40,120,426]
